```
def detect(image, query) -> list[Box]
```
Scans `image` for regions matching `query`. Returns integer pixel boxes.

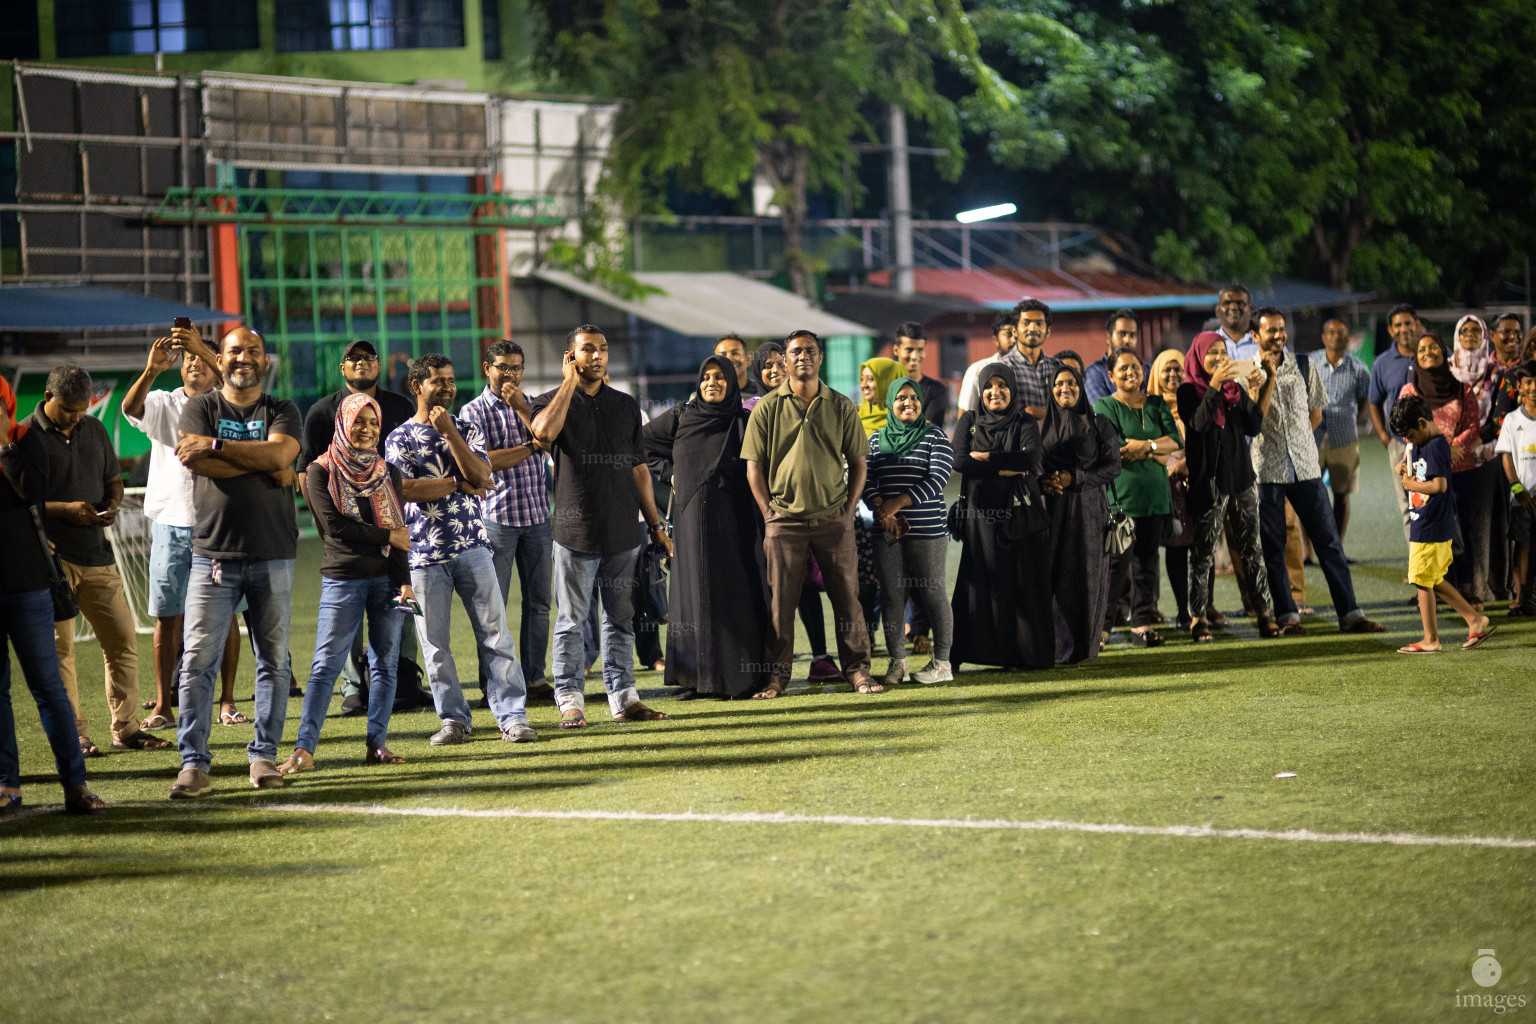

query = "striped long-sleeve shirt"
[863,425,955,538]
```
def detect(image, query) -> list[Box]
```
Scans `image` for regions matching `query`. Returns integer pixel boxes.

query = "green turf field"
[4,442,1533,1022]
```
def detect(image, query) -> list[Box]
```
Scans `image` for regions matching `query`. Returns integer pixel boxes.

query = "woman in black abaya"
[950,363,1054,671]
[643,356,770,698]
[1039,365,1122,663]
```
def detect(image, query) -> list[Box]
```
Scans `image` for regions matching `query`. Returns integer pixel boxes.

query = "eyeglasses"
[344,354,379,365]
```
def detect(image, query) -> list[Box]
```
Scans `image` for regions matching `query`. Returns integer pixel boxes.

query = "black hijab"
[744,341,784,398]
[1040,364,1094,473]
[971,361,1026,451]
[673,355,748,510]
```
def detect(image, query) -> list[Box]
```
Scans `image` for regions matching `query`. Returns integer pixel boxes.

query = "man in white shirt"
[956,310,1018,424]
[1216,285,1258,361]
[1496,361,1536,614]
[122,328,249,730]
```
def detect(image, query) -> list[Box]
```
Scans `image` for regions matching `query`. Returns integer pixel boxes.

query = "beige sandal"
[276,749,314,775]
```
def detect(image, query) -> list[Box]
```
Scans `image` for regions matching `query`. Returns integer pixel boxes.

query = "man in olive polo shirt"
[743,330,877,696]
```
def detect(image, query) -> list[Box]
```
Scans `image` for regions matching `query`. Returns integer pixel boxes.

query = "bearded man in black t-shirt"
[167,327,302,799]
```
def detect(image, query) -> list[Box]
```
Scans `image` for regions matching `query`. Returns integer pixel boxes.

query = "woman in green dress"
[1093,347,1182,647]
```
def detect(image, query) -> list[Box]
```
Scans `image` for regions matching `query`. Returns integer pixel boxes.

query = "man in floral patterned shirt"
[384,353,534,746]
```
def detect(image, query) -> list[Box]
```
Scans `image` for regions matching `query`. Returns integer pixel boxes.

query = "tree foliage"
[537,0,1016,297]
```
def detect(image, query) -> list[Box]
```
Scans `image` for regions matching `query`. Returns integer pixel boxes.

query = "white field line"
[257,803,1536,850]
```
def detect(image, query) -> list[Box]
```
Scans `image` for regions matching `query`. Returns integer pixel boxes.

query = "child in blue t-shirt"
[1390,395,1495,653]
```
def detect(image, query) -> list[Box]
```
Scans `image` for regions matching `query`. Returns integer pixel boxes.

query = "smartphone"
[173,316,192,330]
[1226,358,1259,379]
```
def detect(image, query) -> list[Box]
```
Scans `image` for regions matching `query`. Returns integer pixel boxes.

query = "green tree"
[537,0,1016,298]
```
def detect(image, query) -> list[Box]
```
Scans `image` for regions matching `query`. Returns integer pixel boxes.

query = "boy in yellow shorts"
[1391,395,1495,652]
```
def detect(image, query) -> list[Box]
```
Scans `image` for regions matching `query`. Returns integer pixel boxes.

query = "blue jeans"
[177,556,294,771]
[552,541,642,716]
[410,544,527,732]
[481,518,553,686]
[295,575,402,752]
[1258,479,1364,627]
[0,589,87,790]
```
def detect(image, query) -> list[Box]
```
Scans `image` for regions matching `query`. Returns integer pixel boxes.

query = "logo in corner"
[1474,950,1503,989]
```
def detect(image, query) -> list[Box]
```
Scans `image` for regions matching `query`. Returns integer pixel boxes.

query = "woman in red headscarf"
[1176,332,1281,642]
[279,392,414,774]
[1399,331,1482,600]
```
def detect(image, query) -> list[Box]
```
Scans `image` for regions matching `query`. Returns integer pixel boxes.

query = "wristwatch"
[1515,483,1528,496]
[210,437,223,452]
[1149,440,1159,453]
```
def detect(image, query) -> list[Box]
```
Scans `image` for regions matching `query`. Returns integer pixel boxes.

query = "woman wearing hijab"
[644,356,770,699]
[1094,348,1182,647]
[0,377,104,815]
[743,341,787,404]
[1177,332,1280,643]
[1451,315,1508,606]
[1400,331,1483,597]
[1147,349,1195,628]
[950,363,1053,671]
[1481,314,1527,609]
[1039,365,1122,663]
[280,393,413,773]
[853,356,902,648]
[864,377,955,685]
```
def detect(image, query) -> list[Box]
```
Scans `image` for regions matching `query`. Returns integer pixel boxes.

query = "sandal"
[752,678,787,700]
[111,731,170,751]
[276,749,315,775]
[558,708,588,729]
[78,738,103,758]
[615,702,670,721]
[849,674,886,694]
[0,792,21,817]
[1462,626,1498,651]
[1190,621,1213,643]
[219,706,250,726]
[1207,609,1229,628]
[141,713,172,730]
[364,746,405,765]
[63,785,106,814]
[1256,616,1281,639]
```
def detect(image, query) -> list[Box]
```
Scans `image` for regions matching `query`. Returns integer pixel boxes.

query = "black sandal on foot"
[1257,615,1281,639]
[1190,622,1213,643]
[365,746,405,764]
[63,786,106,814]
[78,738,103,758]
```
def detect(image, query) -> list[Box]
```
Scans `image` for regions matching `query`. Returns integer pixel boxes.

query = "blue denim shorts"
[148,521,248,618]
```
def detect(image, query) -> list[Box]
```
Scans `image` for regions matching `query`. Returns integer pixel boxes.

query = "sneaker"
[429,721,469,746]
[882,659,908,687]
[913,659,952,684]
[500,722,537,743]
[249,759,285,789]
[807,657,842,683]
[168,766,211,800]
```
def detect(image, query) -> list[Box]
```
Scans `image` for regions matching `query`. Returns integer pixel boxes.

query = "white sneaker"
[913,659,952,684]
[882,659,908,687]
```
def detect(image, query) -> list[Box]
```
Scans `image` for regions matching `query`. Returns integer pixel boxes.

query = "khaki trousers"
[54,561,141,744]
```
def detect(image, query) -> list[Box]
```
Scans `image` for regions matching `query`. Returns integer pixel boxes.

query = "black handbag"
[27,504,79,622]
[1003,474,1049,541]
[636,540,670,624]
[946,496,969,541]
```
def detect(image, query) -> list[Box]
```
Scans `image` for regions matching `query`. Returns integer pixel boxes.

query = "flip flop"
[111,730,170,750]
[79,738,103,758]
[141,713,171,729]
[219,707,250,725]
[1397,643,1441,654]
[1461,626,1498,651]
[558,708,588,729]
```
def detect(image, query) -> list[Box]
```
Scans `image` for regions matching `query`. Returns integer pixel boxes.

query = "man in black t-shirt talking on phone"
[168,327,302,799]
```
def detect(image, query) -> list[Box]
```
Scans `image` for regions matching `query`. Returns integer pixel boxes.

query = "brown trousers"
[54,561,141,744]
[764,511,871,682]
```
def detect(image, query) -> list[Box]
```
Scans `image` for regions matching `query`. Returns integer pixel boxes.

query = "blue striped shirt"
[459,386,551,528]
[863,426,955,538]
[1306,349,1370,447]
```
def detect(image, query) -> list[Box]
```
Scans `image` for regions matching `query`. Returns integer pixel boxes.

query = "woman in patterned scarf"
[280,392,414,774]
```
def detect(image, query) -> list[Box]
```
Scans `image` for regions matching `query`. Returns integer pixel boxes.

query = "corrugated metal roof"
[0,284,239,331]
[532,269,875,338]
[863,269,1357,313]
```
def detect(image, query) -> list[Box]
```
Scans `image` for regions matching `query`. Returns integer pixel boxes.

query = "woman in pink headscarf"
[1175,332,1281,642]
[279,392,414,774]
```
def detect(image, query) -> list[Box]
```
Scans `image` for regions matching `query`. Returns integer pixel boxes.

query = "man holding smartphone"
[30,363,169,756]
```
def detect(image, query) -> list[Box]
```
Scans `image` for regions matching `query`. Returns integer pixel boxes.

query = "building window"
[0,1,40,60]
[483,0,501,62]
[275,0,467,53]
[55,0,259,57]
